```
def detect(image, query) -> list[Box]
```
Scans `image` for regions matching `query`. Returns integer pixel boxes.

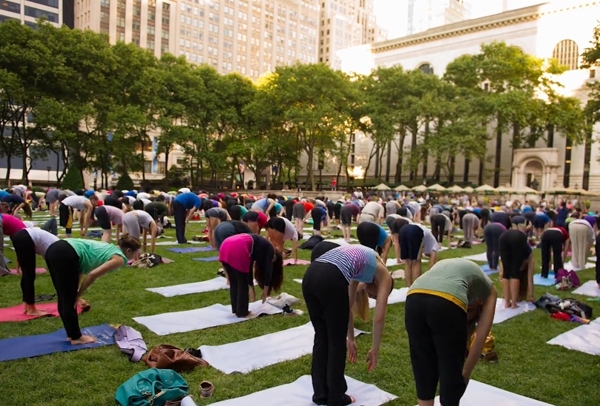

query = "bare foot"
[70,335,97,345]
[243,311,255,319]
[511,303,520,309]
[24,308,49,317]
[504,301,511,308]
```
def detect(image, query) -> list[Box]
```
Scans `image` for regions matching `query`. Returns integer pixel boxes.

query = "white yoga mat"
[327,238,357,244]
[200,322,365,374]
[153,240,203,246]
[547,318,600,356]
[133,301,282,335]
[493,299,536,324]
[572,280,600,297]
[588,256,596,262]
[562,261,595,271]
[293,278,303,284]
[368,288,408,308]
[147,277,229,297]
[461,252,488,262]
[211,375,397,406]
[424,380,555,406]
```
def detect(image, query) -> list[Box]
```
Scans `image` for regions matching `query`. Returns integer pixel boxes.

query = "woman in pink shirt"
[0,214,26,275]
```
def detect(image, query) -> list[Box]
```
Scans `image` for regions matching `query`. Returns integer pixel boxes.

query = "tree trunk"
[434,158,441,182]
[409,124,418,181]
[394,131,406,183]
[478,158,484,186]
[362,142,378,186]
[306,146,315,191]
[582,129,592,190]
[448,156,455,184]
[421,120,430,180]
[385,140,392,183]
[509,122,520,185]
[164,149,170,180]
[547,124,554,148]
[493,122,503,188]
[463,159,470,184]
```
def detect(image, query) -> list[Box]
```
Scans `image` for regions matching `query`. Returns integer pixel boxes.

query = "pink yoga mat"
[7,268,47,275]
[283,259,311,266]
[0,303,84,322]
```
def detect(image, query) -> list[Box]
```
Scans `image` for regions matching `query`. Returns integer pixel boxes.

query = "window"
[1,1,20,13]
[552,39,579,71]
[418,63,434,75]
[28,0,59,7]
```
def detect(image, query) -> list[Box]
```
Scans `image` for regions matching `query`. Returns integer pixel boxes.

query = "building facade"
[407,0,470,35]
[0,0,70,28]
[333,0,600,191]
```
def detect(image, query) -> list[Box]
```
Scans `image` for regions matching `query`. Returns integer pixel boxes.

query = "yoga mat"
[386,258,403,267]
[292,278,303,284]
[283,259,311,266]
[326,238,356,245]
[192,256,220,262]
[493,299,536,324]
[0,324,116,362]
[534,274,555,286]
[573,280,600,297]
[588,256,596,262]
[168,246,213,253]
[391,269,405,279]
[547,318,600,356]
[133,300,283,335]
[462,252,488,262]
[211,375,397,406]
[480,264,498,275]
[200,322,366,374]
[562,262,595,272]
[424,380,554,406]
[7,267,47,275]
[368,288,409,308]
[0,303,84,322]
[153,240,203,246]
[147,277,229,297]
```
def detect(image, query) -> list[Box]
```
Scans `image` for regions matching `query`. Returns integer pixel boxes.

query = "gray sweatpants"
[462,213,479,245]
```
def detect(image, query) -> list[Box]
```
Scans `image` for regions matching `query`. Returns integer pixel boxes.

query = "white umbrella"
[412,185,428,193]
[515,186,539,195]
[463,186,474,193]
[373,183,391,191]
[446,185,464,193]
[428,184,447,192]
[394,184,410,192]
[475,184,495,193]
[495,186,514,194]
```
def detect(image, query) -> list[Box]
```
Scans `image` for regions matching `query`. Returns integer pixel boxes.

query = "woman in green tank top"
[45,236,142,345]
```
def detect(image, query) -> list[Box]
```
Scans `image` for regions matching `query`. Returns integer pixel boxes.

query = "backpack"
[115,368,188,406]
[554,269,581,291]
[131,254,163,268]
[546,298,593,319]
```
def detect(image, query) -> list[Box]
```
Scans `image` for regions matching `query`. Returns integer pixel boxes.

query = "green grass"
[1,217,599,406]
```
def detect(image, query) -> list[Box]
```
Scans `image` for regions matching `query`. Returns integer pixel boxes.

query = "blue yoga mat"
[534,274,556,286]
[480,264,499,276]
[0,324,115,362]
[168,247,213,254]
[193,256,220,262]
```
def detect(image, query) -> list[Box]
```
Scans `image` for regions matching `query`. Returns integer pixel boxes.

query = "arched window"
[552,40,579,71]
[418,63,434,75]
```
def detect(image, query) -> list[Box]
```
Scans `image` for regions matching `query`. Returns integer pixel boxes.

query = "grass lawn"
[0,215,599,406]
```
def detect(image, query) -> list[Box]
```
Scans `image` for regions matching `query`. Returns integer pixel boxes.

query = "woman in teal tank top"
[45,236,141,345]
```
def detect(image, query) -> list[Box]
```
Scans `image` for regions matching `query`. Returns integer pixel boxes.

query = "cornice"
[372,1,599,54]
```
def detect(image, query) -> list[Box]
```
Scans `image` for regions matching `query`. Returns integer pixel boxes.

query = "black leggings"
[405,293,468,406]
[94,206,111,230]
[45,240,82,340]
[541,229,564,278]
[430,214,446,243]
[222,262,253,318]
[172,200,187,243]
[484,223,505,269]
[302,262,352,406]
[10,230,37,304]
[58,203,73,235]
[499,230,529,279]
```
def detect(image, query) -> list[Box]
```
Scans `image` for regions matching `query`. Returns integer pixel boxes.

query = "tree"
[62,165,84,190]
[582,22,600,125]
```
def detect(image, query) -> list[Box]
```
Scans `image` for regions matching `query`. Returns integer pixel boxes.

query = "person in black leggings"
[389,218,410,266]
[399,224,424,287]
[356,222,392,263]
[499,230,534,307]
[430,214,447,247]
[540,224,569,279]
[483,222,506,271]
[311,206,327,237]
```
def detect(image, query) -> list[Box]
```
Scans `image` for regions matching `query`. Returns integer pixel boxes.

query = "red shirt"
[302,201,314,212]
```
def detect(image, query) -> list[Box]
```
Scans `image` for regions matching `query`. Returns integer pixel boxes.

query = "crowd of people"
[0,184,597,406]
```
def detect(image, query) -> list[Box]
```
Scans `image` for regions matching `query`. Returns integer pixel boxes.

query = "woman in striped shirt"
[302,244,393,406]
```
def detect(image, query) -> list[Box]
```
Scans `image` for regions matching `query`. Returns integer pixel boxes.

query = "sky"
[373,0,548,40]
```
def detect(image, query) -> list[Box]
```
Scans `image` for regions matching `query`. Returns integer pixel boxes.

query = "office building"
[174,0,318,79]
[0,0,68,28]
[75,0,175,57]
[319,0,387,69]
[407,0,469,35]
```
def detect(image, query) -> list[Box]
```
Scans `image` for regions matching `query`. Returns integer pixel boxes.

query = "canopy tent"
[394,184,410,192]
[544,186,566,194]
[412,185,428,193]
[475,184,495,194]
[463,186,475,193]
[373,183,391,191]
[445,185,464,193]
[495,186,514,194]
[514,186,539,195]
[428,184,446,192]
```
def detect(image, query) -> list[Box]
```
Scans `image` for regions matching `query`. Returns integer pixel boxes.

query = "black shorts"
[533,216,547,229]
[357,222,380,250]
[94,206,111,230]
[311,208,323,231]
[399,224,424,260]
[430,214,447,241]
[499,230,530,279]
[266,217,286,234]
[405,293,468,406]
[292,203,305,219]
[229,205,243,221]
[340,206,353,226]
[390,218,409,235]
[385,216,397,230]
[333,203,342,220]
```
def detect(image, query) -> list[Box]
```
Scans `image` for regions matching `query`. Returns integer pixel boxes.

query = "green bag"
[115,368,189,406]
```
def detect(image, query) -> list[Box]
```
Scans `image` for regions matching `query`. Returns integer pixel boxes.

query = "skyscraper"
[407,0,470,35]
[319,0,387,69]
[0,0,68,28]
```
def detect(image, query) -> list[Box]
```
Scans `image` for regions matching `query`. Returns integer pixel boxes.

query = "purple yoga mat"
[192,256,220,262]
[168,246,214,254]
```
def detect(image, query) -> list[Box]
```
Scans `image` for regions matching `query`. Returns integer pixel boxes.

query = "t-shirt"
[417,224,438,254]
[301,201,315,212]
[66,239,127,275]
[316,245,377,283]
[131,210,154,228]
[0,190,9,200]
[145,202,168,218]
[174,192,202,210]
[282,217,298,241]
[205,207,228,220]
[376,224,388,248]
[24,228,59,257]
[103,205,124,224]
[219,234,274,286]
[62,195,88,210]
[137,192,151,200]
[1,194,25,204]
[253,198,271,211]
[386,200,400,216]
[362,202,384,218]
[547,226,569,242]
[569,219,595,241]
[345,203,360,216]
[0,214,26,236]
[409,258,493,312]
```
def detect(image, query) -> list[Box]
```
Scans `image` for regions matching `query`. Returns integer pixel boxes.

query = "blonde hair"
[353,289,370,322]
